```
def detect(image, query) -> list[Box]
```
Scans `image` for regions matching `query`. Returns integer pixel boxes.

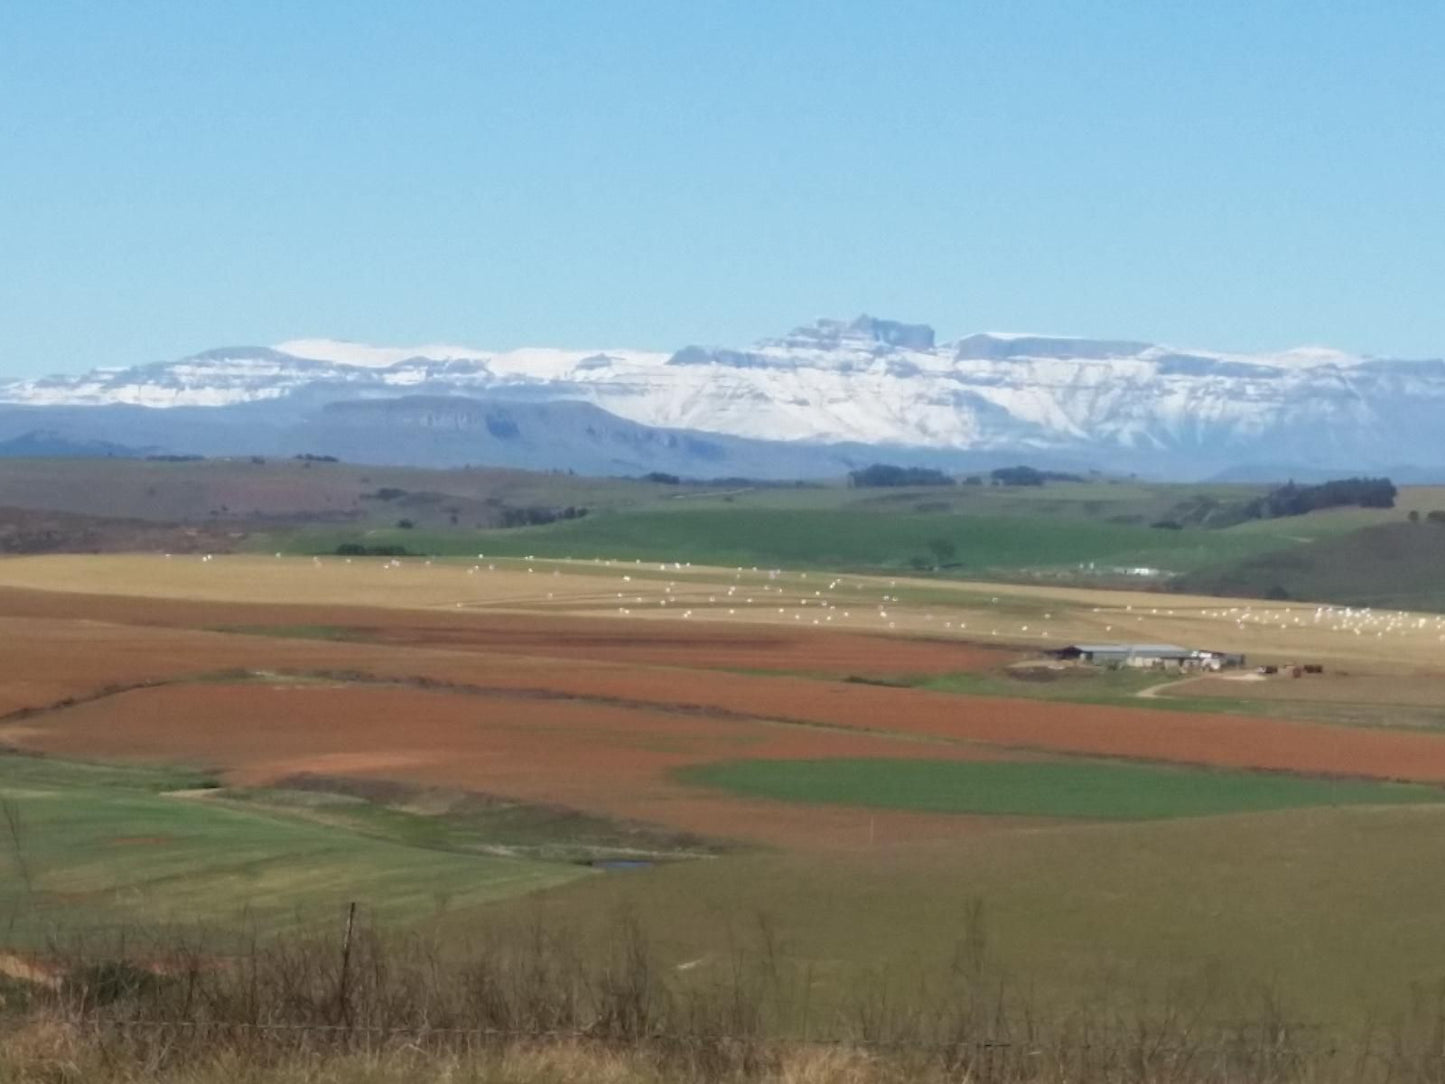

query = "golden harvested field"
[2,552,1443,673]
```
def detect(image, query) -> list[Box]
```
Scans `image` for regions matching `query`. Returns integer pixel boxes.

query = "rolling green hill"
[265,507,1299,579]
[0,754,586,945]
[5,457,1441,604]
[1175,521,1445,611]
[682,758,1442,820]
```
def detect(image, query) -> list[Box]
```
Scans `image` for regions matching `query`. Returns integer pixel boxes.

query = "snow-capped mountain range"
[2,316,1443,479]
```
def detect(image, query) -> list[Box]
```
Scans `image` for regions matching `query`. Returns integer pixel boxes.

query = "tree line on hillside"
[848,464,956,487]
[1156,477,1398,529]
[496,505,588,527]
[987,465,1086,486]
[847,463,1085,488]
[335,542,414,557]
[1245,477,1397,517]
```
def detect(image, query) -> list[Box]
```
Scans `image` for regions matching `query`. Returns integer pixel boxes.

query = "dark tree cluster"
[1245,477,1397,518]
[497,505,589,528]
[334,543,414,557]
[691,476,821,489]
[848,464,954,488]
[1157,476,1400,530]
[988,466,1085,486]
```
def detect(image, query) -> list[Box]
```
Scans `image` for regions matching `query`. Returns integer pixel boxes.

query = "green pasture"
[219,779,723,863]
[910,668,1311,718]
[916,667,1168,702]
[914,670,1445,730]
[0,457,674,526]
[1227,506,1407,541]
[672,479,1257,517]
[1176,521,1445,612]
[711,479,1318,530]
[263,508,1296,578]
[470,801,1445,1025]
[680,758,1444,820]
[246,479,1444,605]
[0,754,586,945]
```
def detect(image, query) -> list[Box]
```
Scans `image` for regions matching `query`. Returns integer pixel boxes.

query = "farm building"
[1049,643,1246,671]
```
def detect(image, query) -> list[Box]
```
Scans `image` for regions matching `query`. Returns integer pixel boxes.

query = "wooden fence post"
[337,901,357,1028]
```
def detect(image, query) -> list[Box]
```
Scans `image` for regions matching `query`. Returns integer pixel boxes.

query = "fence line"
[89,1019,1008,1047]
[68,1017,1353,1060]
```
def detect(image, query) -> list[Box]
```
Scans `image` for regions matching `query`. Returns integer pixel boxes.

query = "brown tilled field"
[0,584,1015,678]
[7,681,1028,850]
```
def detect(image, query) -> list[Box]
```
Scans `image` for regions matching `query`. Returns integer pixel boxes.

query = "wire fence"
[0,948,1349,1056]
[83,1019,1031,1051]
[0,917,1426,1079]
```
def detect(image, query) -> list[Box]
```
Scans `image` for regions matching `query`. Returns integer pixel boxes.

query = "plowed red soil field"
[4,682,1023,849]
[9,600,1445,788]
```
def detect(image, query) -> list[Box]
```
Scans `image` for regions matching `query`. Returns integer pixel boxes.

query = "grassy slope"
[917,669,1445,730]
[473,802,1445,1025]
[256,480,1444,584]
[661,479,1263,519]
[222,779,723,863]
[1226,486,1445,534]
[0,457,676,525]
[0,755,585,945]
[1177,522,1445,611]
[5,463,1237,523]
[11,457,1438,606]
[681,758,1443,820]
[266,508,1296,577]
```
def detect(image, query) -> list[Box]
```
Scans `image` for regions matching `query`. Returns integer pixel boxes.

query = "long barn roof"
[1067,643,1192,655]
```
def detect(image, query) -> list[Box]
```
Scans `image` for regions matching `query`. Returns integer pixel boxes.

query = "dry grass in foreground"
[6,1014,1444,1083]
[0,1031,1326,1084]
[6,917,1445,1083]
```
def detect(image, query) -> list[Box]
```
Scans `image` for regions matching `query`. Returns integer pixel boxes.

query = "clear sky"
[2,2,1442,376]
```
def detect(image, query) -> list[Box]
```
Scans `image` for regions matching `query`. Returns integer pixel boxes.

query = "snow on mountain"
[2,315,1442,472]
[275,339,493,368]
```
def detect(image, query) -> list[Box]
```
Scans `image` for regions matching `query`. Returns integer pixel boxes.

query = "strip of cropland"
[681,758,1441,820]
[2,553,1443,673]
[267,506,1298,579]
[5,565,1445,802]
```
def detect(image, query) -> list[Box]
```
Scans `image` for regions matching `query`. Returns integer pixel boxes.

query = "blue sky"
[2,2,1442,376]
